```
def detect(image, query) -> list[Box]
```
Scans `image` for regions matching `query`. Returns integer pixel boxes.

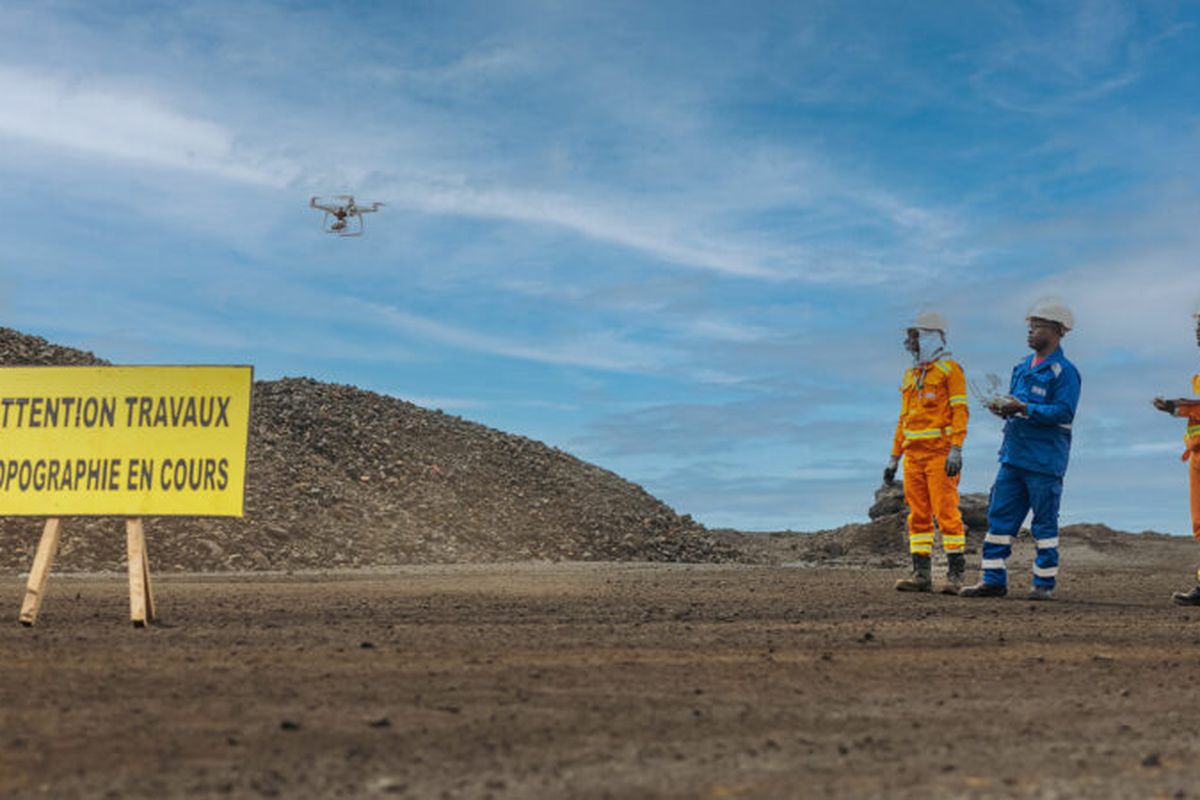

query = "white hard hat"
[910,311,947,333]
[1026,299,1073,332]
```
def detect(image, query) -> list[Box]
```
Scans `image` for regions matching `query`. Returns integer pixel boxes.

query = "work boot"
[1173,585,1200,606]
[1027,587,1054,601]
[895,554,932,592]
[958,581,1007,598]
[940,552,966,595]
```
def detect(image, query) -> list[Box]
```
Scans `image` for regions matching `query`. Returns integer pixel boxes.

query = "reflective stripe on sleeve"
[1033,565,1059,578]
[949,395,968,406]
[934,361,951,374]
[981,558,1007,570]
[984,533,1013,545]
[1188,424,1200,437]
[1035,537,1059,550]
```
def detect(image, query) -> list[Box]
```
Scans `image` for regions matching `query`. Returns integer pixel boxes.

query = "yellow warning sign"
[0,366,252,516]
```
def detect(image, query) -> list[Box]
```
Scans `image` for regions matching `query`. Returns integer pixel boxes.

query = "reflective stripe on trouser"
[1190,452,1200,541]
[981,463,1063,589]
[902,444,965,555]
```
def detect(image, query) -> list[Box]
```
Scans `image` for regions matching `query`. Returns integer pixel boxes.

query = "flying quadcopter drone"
[309,195,384,237]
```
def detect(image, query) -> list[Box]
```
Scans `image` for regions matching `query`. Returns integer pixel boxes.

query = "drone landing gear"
[321,213,365,237]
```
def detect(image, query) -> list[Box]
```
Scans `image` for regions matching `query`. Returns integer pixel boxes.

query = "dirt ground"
[3,537,1200,799]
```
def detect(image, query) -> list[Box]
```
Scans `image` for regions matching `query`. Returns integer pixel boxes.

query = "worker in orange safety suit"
[1152,304,1200,605]
[884,311,969,593]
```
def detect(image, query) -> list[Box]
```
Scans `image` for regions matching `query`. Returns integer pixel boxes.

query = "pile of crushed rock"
[0,328,738,572]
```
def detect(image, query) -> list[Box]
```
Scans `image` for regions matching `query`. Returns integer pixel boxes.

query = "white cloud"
[0,65,295,186]
[966,0,1157,114]
[338,296,675,372]
[381,177,787,279]
[680,318,771,343]
[3,290,421,367]
[0,60,965,287]
[367,46,537,89]
[1033,246,1200,358]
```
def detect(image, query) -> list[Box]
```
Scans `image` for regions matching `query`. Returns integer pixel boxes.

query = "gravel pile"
[0,328,738,571]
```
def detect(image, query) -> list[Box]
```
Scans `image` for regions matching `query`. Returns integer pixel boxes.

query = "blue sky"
[1,1,1198,533]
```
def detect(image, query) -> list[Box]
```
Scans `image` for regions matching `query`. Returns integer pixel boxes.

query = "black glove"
[944,446,962,477]
[1153,397,1178,415]
[883,456,899,486]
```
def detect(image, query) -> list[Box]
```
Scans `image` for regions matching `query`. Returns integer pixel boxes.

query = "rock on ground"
[868,481,989,531]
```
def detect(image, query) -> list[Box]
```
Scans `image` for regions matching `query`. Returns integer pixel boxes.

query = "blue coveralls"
[980,347,1082,590]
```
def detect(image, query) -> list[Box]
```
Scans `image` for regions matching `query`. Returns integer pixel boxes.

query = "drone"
[309,195,384,237]
[969,373,1021,417]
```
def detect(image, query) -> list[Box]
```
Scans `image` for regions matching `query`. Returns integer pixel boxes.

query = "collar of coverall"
[1027,346,1063,370]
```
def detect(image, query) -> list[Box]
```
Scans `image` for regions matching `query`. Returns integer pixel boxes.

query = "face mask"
[914,330,946,365]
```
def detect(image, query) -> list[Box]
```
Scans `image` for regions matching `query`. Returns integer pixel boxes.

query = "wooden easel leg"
[126,518,155,627]
[141,524,156,623]
[19,518,63,627]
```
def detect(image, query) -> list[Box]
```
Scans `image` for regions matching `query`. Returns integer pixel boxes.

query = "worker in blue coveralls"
[959,300,1082,601]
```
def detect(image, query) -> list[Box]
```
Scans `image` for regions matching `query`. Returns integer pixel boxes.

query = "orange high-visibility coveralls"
[891,359,969,556]
[1181,374,1200,541]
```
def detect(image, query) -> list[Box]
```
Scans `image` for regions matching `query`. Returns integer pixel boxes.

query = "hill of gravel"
[0,328,736,572]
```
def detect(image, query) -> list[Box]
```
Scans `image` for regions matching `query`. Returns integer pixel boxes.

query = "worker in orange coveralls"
[1152,304,1200,605]
[884,311,969,593]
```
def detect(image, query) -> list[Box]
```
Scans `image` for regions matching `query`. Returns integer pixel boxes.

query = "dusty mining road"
[1,558,1200,799]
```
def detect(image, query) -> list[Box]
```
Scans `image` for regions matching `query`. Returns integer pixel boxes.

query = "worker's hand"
[989,396,1025,418]
[1153,397,1178,415]
[883,456,900,486]
[944,446,962,477]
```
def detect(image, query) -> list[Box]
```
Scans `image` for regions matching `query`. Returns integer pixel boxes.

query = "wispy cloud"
[967,0,1152,113]
[580,397,890,458]
[0,61,967,286]
[367,46,538,89]
[0,65,294,186]
[337,296,674,372]
[380,177,786,279]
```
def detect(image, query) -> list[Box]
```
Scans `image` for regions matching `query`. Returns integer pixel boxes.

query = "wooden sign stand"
[19,517,157,627]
